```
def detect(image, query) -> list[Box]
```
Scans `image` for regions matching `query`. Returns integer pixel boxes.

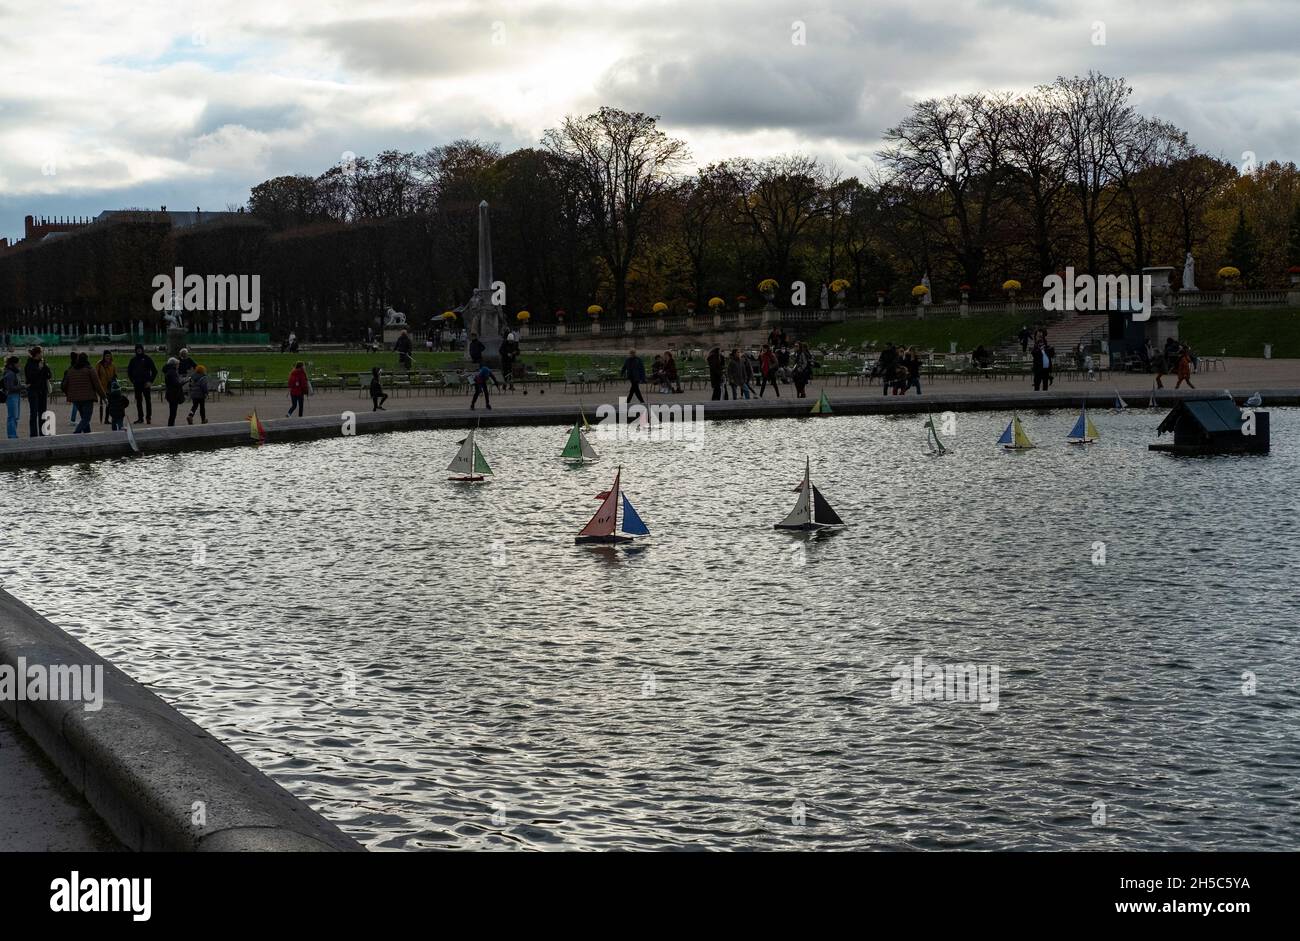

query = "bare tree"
[723,154,829,289]
[543,107,689,316]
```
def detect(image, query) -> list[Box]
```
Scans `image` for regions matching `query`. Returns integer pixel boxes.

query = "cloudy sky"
[1,0,1297,241]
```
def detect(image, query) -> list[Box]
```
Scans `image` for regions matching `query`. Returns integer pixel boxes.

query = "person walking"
[126,344,157,424]
[905,347,923,395]
[187,364,209,424]
[163,357,185,426]
[470,362,500,410]
[1031,339,1049,391]
[94,351,117,425]
[61,352,103,433]
[105,379,130,431]
[706,347,725,400]
[621,349,647,406]
[394,329,413,370]
[757,344,781,398]
[1174,345,1195,389]
[369,366,388,410]
[177,347,197,379]
[287,361,309,416]
[3,355,25,439]
[792,342,812,398]
[467,332,484,367]
[878,343,898,395]
[24,347,51,437]
[726,350,746,400]
[499,332,519,390]
[1018,325,1031,354]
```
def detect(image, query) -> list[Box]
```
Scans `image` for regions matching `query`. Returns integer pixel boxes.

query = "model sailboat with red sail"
[575,467,651,544]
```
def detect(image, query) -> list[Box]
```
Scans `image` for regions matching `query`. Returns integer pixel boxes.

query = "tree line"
[3,72,1299,339]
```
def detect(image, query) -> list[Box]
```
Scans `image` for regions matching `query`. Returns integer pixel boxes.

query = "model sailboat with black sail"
[924,413,948,456]
[575,467,650,544]
[775,458,845,530]
[447,422,493,482]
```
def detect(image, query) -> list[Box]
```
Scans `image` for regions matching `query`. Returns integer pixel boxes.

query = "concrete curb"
[1,389,1295,468]
[0,590,363,852]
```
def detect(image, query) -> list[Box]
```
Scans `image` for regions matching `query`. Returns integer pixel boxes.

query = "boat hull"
[774,522,839,531]
[449,475,488,483]
[575,534,635,544]
[1001,445,1036,451]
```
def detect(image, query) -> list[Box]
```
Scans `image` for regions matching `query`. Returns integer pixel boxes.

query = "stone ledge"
[0,590,363,852]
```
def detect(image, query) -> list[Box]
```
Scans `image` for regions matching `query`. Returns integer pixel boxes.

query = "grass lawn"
[1177,308,1300,358]
[172,350,627,385]
[806,312,1024,355]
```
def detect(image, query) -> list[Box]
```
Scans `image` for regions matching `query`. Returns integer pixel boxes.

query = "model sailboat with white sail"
[561,418,599,463]
[575,467,650,544]
[447,423,493,482]
[774,458,845,530]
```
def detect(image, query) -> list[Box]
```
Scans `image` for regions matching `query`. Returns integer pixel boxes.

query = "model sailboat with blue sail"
[775,458,845,530]
[575,467,650,544]
[1111,390,1128,413]
[1066,404,1099,444]
[997,414,1036,450]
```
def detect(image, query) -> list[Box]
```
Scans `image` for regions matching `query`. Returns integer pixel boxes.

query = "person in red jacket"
[287,362,309,416]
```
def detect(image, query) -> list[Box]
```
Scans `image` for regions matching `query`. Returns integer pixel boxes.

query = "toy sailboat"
[924,413,948,455]
[1111,390,1128,413]
[1148,386,1158,409]
[810,390,832,415]
[1066,405,1099,444]
[447,423,492,482]
[774,458,845,530]
[124,420,141,454]
[562,419,599,463]
[997,414,1036,450]
[575,467,649,544]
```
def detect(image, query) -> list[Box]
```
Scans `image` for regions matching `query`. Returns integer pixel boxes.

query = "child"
[106,379,130,431]
[370,366,388,411]
[470,363,500,410]
[187,364,209,424]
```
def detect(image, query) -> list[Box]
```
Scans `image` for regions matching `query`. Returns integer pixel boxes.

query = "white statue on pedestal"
[1182,252,1198,292]
[921,272,932,305]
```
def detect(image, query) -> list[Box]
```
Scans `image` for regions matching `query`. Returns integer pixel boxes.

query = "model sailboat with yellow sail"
[996,414,1036,451]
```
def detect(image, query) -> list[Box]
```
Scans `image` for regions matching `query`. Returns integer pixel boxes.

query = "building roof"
[1157,399,1243,435]
[93,210,241,228]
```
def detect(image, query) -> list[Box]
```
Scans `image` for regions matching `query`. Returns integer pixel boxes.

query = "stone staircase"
[994,313,1109,358]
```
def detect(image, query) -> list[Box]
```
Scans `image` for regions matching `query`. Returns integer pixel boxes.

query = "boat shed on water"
[1149,399,1269,455]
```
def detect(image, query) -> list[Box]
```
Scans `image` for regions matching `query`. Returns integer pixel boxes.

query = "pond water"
[3,407,1298,850]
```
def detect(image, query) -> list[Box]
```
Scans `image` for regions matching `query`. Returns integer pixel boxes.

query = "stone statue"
[383,306,407,326]
[462,200,503,366]
[1181,252,1198,292]
[819,283,829,309]
[921,271,933,305]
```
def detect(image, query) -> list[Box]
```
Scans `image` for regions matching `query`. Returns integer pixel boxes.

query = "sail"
[579,429,599,460]
[473,443,493,475]
[579,470,620,537]
[562,423,583,459]
[621,495,650,535]
[811,486,843,525]
[1068,412,1087,439]
[581,409,592,432]
[1113,392,1127,410]
[811,391,832,414]
[778,459,813,527]
[1012,416,1034,448]
[996,421,1014,446]
[924,414,946,454]
[125,420,140,453]
[447,428,475,473]
[1084,414,1099,438]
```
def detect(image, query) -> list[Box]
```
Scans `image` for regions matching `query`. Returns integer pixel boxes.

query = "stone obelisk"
[463,200,503,367]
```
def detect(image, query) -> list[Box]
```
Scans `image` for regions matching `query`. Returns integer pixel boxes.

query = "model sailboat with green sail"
[561,418,599,463]
[447,423,493,482]
[924,413,948,455]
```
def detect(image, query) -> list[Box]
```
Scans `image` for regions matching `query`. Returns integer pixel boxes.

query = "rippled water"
[3,407,1299,850]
